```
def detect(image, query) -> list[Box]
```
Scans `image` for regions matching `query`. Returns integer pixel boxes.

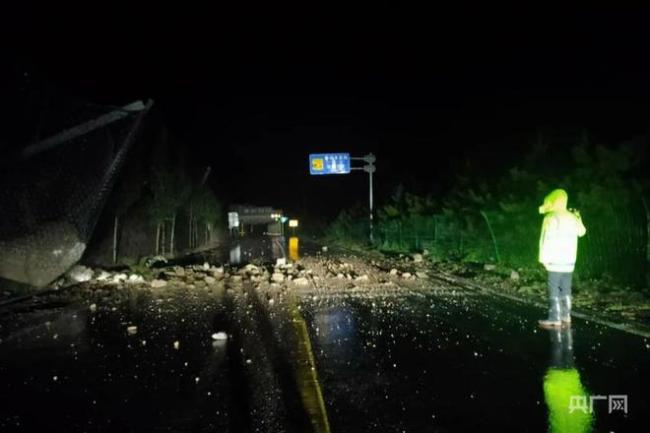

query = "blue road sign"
[309,153,351,175]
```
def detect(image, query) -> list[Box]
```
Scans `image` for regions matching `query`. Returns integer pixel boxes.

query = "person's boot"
[539,297,562,328]
[560,296,572,325]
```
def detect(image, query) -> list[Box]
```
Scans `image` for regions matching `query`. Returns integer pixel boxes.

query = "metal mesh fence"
[374,199,648,286]
[0,101,151,287]
[376,214,494,262]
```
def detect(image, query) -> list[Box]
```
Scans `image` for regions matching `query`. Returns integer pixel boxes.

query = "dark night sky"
[4,6,650,218]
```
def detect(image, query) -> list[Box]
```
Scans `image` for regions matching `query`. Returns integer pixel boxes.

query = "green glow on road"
[544,368,593,433]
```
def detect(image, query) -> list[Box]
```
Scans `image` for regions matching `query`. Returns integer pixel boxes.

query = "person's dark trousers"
[546,271,573,322]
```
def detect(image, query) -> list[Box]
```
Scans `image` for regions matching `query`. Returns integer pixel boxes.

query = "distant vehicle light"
[289,219,299,227]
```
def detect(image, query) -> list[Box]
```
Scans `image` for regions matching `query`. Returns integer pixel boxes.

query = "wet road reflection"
[543,328,593,433]
[229,236,287,265]
[300,290,648,432]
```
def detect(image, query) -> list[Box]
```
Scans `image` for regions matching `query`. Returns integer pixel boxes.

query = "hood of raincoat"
[539,189,568,214]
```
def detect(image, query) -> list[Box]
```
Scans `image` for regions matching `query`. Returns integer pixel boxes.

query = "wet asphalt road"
[302,288,649,432]
[0,238,648,433]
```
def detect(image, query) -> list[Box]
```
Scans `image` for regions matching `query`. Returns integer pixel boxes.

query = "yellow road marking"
[290,305,332,433]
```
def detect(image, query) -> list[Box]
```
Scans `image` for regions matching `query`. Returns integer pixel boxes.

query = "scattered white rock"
[213,266,225,275]
[401,272,412,279]
[145,255,167,267]
[89,303,97,313]
[321,246,328,252]
[337,273,345,279]
[174,266,185,277]
[232,275,242,282]
[389,268,399,276]
[271,273,285,283]
[244,264,260,274]
[128,274,145,284]
[293,277,310,286]
[510,270,520,281]
[95,270,111,281]
[212,332,228,341]
[276,258,287,266]
[355,274,369,282]
[412,253,424,263]
[111,273,128,284]
[422,249,430,256]
[150,279,168,288]
[484,264,496,271]
[127,325,138,335]
[203,262,210,271]
[415,271,429,279]
[67,265,93,283]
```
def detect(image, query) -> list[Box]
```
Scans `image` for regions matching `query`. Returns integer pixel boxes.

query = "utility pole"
[352,153,376,244]
[364,154,376,244]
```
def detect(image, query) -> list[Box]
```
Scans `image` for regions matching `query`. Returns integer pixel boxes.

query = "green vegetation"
[327,133,649,289]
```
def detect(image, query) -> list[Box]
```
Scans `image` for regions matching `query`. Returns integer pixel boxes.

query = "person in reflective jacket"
[538,189,586,328]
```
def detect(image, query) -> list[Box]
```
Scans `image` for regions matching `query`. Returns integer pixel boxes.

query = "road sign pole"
[362,153,376,244]
[369,164,374,243]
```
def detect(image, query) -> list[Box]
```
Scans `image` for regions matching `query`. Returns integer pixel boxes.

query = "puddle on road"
[155,235,295,269]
